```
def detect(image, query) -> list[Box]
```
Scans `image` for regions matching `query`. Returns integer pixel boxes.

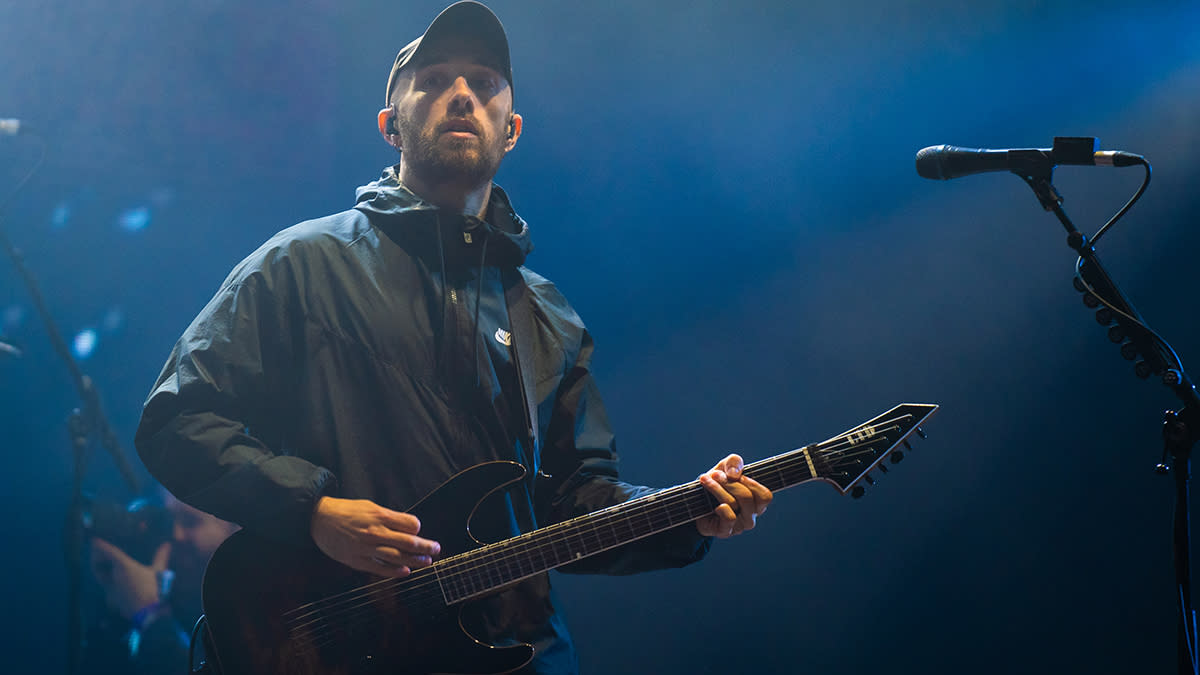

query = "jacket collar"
[354,165,533,267]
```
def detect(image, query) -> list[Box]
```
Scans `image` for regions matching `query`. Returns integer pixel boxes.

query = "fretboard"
[435,445,821,604]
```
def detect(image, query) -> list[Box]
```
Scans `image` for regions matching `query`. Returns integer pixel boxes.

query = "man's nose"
[447,76,476,112]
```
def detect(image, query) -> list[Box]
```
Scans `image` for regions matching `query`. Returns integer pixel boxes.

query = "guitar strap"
[502,266,541,468]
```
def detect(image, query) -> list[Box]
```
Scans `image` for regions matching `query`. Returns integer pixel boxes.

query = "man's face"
[392,50,514,186]
[166,495,236,560]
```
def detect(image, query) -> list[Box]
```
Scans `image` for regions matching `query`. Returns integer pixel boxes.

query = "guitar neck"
[436,447,818,604]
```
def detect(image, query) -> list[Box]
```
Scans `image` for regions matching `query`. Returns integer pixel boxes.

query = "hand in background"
[89,538,171,620]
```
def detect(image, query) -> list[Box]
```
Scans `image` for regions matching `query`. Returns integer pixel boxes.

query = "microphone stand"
[1016,150,1199,675]
[1,133,142,674]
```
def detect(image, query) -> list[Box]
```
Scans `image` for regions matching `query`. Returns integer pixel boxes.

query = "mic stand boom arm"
[1017,157,1200,675]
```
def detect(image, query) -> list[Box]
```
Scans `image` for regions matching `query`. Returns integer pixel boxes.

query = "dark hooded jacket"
[134,166,711,673]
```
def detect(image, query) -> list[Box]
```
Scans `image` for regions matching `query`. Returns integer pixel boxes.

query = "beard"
[397,114,506,187]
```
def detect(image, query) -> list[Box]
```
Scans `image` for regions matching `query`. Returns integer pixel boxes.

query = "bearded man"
[135,3,771,673]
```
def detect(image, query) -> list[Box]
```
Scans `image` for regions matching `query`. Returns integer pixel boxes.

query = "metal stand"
[1015,141,1200,674]
[1,129,142,674]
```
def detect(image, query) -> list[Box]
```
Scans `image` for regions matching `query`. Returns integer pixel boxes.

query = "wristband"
[131,600,168,631]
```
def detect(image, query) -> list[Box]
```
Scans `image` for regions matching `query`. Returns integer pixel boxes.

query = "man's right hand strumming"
[310,496,441,578]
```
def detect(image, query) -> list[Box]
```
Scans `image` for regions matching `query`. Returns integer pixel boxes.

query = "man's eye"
[472,78,497,93]
[422,74,446,88]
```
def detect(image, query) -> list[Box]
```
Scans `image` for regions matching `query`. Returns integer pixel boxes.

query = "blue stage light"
[50,202,71,229]
[71,328,97,360]
[118,206,151,232]
[102,308,124,333]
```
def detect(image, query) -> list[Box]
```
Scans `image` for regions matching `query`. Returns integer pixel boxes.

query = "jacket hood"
[354,165,533,267]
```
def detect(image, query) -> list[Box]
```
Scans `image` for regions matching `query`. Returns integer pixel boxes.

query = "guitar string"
[282,414,919,645]
[283,416,916,646]
[282,413,922,645]
[288,422,920,653]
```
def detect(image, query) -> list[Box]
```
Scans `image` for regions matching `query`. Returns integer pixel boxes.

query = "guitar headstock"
[810,403,938,498]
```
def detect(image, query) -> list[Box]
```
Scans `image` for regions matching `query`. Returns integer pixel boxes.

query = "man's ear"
[505,113,523,152]
[377,108,400,148]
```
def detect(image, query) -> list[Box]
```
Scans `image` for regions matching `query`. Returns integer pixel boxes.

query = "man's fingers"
[698,510,743,539]
[722,481,759,532]
[700,472,737,507]
[90,537,119,562]
[740,475,773,515]
[363,529,441,558]
[697,460,773,539]
[366,505,440,556]
[151,541,172,571]
[716,503,737,522]
[358,553,411,578]
[719,454,745,479]
[375,506,422,535]
[371,545,433,570]
[91,537,137,567]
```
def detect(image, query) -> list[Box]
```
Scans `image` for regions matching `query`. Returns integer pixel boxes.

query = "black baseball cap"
[384,1,513,105]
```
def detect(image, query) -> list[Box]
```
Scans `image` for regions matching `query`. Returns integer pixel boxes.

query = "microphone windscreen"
[915,145,951,180]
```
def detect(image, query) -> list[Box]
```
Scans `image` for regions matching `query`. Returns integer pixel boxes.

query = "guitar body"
[202,461,535,675]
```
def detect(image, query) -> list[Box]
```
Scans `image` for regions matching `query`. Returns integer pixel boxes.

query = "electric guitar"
[200,402,938,674]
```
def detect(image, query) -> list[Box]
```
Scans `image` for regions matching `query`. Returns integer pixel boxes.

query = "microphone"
[916,137,1144,180]
[0,119,27,136]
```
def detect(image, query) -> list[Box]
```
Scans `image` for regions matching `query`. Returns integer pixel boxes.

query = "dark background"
[2,0,1199,672]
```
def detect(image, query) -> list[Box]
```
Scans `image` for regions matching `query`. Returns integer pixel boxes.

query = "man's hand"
[310,497,441,578]
[696,454,773,538]
[90,538,170,620]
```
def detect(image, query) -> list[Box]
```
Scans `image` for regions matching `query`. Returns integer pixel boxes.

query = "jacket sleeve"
[535,330,712,575]
[134,275,336,546]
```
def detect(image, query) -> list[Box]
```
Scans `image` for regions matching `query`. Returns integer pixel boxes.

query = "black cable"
[1069,159,1183,375]
[1090,159,1152,247]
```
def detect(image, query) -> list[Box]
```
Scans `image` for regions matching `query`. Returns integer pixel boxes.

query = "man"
[135,2,771,672]
[86,492,237,674]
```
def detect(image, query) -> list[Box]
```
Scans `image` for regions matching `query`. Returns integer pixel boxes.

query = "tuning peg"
[1082,292,1100,308]
[1135,360,1153,379]
[1120,342,1138,361]
[878,464,889,474]
[890,450,904,464]
[1095,308,1114,326]
[851,486,865,499]
[864,474,876,486]
[1107,325,1125,343]
[902,440,913,451]
[1073,276,1087,293]
[915,427,928,440]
